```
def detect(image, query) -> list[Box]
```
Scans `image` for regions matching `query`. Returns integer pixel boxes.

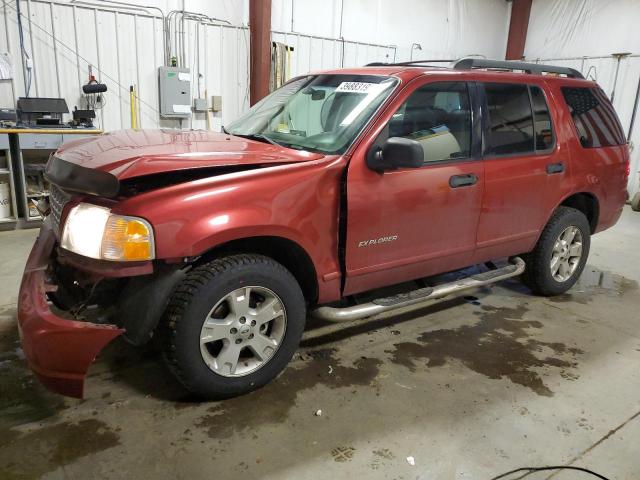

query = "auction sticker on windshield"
[335,82,378,93]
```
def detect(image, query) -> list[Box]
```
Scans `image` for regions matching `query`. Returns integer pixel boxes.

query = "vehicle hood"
[55,129,324,180]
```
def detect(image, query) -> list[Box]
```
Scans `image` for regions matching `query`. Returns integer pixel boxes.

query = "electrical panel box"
[158,66,191,118]
[193,98,208,112]
[211,95,223,112]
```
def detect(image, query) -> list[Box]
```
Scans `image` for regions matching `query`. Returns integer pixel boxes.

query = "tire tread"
[161,254,300,395]
[522,206,590,296]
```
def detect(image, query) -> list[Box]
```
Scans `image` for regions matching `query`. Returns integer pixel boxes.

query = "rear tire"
[631,192,640,212]
[162,254,306,399]
[522,206,590,296]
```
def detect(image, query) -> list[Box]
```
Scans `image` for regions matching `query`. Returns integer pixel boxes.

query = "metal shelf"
[0,138,19,225]
[3,131,101,228]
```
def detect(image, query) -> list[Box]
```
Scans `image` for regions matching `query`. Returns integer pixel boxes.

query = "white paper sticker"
[178,72,190,82]
[172,104,191,114]
[335,82,377,94]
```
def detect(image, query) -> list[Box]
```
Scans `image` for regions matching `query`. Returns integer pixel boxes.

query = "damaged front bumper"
[18,219,124,398]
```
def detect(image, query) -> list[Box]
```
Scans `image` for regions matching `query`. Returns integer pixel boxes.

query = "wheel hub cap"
[199,286,287,377]
[550,226,583,282]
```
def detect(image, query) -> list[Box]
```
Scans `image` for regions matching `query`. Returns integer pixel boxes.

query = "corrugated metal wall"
[0,0,251,132]
[271,30,396,76]
[0,0,396,133]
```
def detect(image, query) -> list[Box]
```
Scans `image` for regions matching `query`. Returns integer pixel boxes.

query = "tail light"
[624,145,631,178]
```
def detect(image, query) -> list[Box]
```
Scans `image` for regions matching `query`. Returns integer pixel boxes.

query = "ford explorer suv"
[19,59,629,399]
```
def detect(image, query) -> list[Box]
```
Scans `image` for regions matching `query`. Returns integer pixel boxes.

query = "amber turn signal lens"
[101,215,155,261]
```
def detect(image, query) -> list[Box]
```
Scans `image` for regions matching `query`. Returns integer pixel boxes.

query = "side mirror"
[367,137,424,172]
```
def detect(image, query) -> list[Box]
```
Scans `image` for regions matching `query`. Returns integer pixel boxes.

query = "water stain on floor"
[550,267,638,305]
[388,304,583,396]
[0,419,120,480]
[370,448,395,470]
[195,349,381,438]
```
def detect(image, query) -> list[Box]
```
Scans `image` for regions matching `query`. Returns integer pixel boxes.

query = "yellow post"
[205,88,212,131]
[130,85,137,129]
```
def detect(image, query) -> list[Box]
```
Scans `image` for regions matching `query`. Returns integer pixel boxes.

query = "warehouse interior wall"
[0,0,251,132]
[271,0,511,62]
[0,0,510,133]
[1,0,638,198]
[524,0,640,196]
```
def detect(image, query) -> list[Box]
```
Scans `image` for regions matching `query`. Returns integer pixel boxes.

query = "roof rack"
[365,59,455,67]
[365,58,584,79]
[452,58,584,79]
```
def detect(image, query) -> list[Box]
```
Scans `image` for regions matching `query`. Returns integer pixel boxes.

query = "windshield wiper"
[235,133,282,147]
[227,131,315,152]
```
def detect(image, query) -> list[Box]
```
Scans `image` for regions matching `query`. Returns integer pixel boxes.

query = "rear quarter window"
[561,87,626,148]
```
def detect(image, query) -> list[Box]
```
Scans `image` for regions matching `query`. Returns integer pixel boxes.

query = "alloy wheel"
[550,226,583,282]
[199,286,287,377]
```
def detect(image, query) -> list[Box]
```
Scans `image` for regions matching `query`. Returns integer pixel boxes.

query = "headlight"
[61,203,155,261]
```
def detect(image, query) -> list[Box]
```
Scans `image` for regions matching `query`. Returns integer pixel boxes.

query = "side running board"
[311,257,526,322]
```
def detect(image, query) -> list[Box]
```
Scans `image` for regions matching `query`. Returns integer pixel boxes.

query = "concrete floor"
[1,208,639,480]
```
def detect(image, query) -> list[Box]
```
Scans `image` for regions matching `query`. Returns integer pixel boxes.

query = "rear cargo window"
[530,86,554,151]
[561,87,626,148]
[485,83,535,155]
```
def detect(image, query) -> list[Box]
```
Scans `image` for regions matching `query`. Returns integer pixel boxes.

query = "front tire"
[522,206,590,296]
[162,254,306,399]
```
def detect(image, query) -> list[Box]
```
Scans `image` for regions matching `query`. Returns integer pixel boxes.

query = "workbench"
[0,128,102,228]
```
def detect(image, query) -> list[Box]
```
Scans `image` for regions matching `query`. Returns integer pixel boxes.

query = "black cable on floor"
[489,465,610,480]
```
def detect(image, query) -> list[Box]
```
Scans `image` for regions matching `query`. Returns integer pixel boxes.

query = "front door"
[344,79,484,296]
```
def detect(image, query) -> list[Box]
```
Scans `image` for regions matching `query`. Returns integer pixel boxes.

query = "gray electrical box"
[212,95,223,112]
[193,98,208,112]
[158,66,191,118]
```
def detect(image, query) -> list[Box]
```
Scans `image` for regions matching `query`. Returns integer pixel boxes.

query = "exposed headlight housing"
[61,203,155,261]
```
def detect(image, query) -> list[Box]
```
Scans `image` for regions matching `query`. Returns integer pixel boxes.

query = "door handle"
[449,173,478,188]
[546,162,565,174]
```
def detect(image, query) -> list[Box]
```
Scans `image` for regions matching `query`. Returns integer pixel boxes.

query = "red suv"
[19,59,629,399]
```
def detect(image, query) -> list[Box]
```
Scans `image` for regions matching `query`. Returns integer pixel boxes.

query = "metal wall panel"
[1,0,396,134]
[271,31,396,75]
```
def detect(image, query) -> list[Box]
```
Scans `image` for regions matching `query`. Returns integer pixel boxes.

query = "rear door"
[474,82,568,262]
[344,79,485,295]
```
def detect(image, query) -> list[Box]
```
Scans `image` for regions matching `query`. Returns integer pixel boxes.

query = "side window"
[561,87,626,148]
[485,83,534,155]
[388,82,471,163]
[530,86,554,151]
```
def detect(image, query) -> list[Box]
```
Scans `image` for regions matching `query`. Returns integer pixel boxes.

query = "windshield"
[226,74,398,154]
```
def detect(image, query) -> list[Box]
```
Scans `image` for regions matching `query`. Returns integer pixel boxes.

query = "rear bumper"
[17,219,124,398]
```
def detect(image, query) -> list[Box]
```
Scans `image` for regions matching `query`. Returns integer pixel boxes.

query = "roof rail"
[452,58,584,79]
[365,59,455,67]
